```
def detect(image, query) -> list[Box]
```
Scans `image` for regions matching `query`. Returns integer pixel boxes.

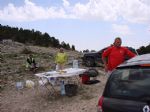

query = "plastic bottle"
[73,60,78,68]
[56,64,59,71]
[16,81,24,90]
[60,80,66,95]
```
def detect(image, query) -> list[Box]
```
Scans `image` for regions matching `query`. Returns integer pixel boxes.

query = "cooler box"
[81,74,90,84]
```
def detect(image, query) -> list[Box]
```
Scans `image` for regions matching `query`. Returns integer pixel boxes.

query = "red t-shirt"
[102,46,136,71]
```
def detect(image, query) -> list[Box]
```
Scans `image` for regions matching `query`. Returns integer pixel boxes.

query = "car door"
[103,98,148,112]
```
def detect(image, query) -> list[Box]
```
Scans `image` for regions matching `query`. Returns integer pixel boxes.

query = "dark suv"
[97,53,150,112]
[82,48,106,67]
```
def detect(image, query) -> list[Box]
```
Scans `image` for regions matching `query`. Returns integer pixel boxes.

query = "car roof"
[118,53,150,67]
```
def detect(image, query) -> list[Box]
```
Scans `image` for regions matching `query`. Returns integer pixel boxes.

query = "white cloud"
[0,0,74,21]
[119,0,150,24]
[0,0,150,23]
[112,24,132,36]
[63,0,70,7]
[72,0,118,21]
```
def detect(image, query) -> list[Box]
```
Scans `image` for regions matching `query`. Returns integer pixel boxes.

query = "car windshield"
[107,67,150,102]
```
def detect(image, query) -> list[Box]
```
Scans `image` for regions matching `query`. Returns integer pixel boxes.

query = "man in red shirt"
[102,37,136,75]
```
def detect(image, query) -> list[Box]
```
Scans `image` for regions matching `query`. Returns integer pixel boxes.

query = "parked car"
[82,48,106,67]
[97,53,150,112]
[82,47,138,67]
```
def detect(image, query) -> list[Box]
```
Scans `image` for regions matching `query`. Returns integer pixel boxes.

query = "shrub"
[21,48,33,54]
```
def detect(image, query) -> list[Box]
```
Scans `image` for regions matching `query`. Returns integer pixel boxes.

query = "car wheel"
[85,58,95,67]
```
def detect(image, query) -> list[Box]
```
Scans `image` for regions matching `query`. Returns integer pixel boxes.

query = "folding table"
[35,68,87,93]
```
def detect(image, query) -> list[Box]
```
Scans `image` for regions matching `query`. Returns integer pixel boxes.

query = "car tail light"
[97,96,104,112]
[140,64,150,67]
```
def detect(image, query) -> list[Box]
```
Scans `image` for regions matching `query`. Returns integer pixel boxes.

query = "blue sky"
[0,0,150,51]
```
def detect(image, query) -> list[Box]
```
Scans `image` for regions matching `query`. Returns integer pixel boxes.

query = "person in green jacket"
[55,47,68,70]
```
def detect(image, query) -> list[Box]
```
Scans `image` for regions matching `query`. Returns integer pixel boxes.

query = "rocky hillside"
[0,40,82,91]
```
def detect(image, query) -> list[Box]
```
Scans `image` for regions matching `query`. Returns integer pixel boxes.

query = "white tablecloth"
[35,68,87,79]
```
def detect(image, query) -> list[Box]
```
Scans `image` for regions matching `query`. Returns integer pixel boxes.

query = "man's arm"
[102,56,108,72]
[102,47,112,72]
[64,53,68,64]
[27,58,31,65]
[55,53,58,63]
[125,48,136,58]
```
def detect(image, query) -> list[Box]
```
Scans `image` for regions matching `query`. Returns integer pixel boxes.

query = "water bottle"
[60,80,66,95]
[16,82,24,90]
[73,60,78,68]
[56,64,59,71]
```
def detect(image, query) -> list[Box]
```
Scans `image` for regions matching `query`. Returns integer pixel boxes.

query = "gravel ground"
[1,73,107,112]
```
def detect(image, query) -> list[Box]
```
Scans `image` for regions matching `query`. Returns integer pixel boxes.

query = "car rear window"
[105,67,150,102]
